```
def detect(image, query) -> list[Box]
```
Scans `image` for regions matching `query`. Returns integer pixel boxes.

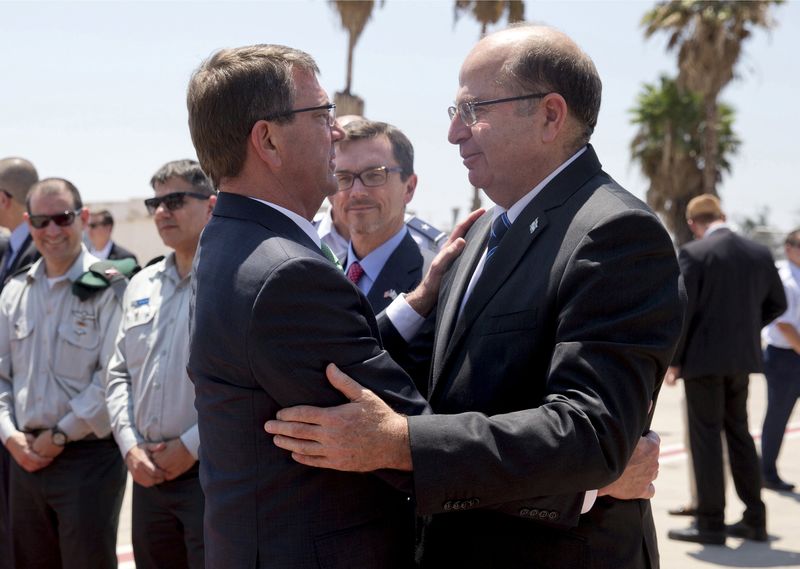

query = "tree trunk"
[702,97,719,195]
[345,34,355,94]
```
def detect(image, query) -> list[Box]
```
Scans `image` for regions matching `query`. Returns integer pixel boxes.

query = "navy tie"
[485,212,511,263]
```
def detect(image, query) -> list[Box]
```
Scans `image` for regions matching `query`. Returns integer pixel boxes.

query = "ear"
[539,93,569,144]
[403,173,418,205]
[249,120,282,169]
[79,207,90,224]
[206,194,218,218]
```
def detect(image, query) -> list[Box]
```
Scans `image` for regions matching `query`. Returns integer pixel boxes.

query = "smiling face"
[333,135,415,246]
[152,177,214,255]
[26,187,87,276]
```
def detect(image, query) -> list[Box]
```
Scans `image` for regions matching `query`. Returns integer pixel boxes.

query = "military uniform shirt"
[0,248,121,444]
[106,253,200,459]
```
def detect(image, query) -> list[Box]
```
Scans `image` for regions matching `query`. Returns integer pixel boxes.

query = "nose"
[448,113,470,145]
[331,122,345,142]
[348,178,369,197]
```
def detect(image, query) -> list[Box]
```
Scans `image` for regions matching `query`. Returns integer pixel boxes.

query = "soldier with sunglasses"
[0,178,127,569]
[106,159,215,569]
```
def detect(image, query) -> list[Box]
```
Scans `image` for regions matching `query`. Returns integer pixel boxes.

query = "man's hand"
[147,438,196,481]
[405,208,485,317]
[664,366,681,386]
[265,363,412,472]
[125,444,166,487]
[598,431,660,500]
[31,429,65,459]
[5,432,52,472]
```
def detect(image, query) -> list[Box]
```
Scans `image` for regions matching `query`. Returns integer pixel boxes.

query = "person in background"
[106,159,215,569]
[0,155,40,569]
[759,227,800,492]
[667,194,786,545]
[87,209,138,262]
[0,178,125,568]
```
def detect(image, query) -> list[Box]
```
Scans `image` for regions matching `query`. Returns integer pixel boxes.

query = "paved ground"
[115,373,800,568]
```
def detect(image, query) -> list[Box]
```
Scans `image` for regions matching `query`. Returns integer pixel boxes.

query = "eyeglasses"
[335,166,404,192]
[265,103,337,127]
[144,191,210,215]
[448,93,550,127]
[28,210,82,229]
[786,241,800,249]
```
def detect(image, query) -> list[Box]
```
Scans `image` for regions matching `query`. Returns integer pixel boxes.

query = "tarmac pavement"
[115,373,800,568]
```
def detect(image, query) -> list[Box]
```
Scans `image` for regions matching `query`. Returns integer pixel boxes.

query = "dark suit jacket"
[188,193,433,569]
[672,227,786,379]
[0,234,40,290]
[107,241,138,264]
[381,146,685,569]
[356,231,436,394]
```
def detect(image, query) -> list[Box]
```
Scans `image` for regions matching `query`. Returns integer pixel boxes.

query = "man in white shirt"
[760,228,800,492]
[0,178,125,569]
[106,160,215,569]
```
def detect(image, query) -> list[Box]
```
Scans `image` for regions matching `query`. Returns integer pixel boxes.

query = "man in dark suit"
[332,119,436,391]
[86,210,138,263]
[667,194,786,545]
[0,156,40,569]
[267,24,684,569]
[185,44,488,568]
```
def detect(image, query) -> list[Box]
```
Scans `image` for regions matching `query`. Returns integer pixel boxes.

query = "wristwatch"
[51,426,68,447]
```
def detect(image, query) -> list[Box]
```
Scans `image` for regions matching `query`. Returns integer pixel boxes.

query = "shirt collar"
[345,226,408,282]
[491,146,587,223]
[28,245,98,283]
[89,239,113,259]
[8,222,30,255]
[703,221,729,238]
[247,197,321,247]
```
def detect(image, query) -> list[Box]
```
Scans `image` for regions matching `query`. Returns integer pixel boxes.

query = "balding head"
[0,157,39,205]
[475,24,602,150]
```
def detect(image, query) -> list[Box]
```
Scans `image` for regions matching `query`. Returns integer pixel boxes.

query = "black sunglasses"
[144,191,210,215]
[28,209,82,229]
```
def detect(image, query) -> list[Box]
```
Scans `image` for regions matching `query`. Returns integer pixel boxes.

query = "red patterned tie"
[346,261,364,284]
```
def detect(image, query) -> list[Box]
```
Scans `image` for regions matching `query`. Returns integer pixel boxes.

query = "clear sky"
[2,0,797,234]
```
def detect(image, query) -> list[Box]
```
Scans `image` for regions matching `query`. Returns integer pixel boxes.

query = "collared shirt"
[0,246,121,444]
[248,197,322,247]
[89,239,113,260]
[4,222,30,268]
[106,252,200,459]
[703,221,729,238]
[344,226,408,296]
[316,208,349,262]
[763,259,800,349]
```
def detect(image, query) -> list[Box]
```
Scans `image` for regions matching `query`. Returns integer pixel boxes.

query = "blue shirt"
[344,226,408,296]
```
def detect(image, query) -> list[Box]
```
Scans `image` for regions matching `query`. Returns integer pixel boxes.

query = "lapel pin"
[383,289,398,300]
[529,218,539,234]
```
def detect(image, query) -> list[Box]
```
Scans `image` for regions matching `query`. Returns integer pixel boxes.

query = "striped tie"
[320,242,342,270]
[485,212,511,263]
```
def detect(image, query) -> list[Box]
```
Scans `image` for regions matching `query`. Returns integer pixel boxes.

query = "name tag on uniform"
[132,298,150,308]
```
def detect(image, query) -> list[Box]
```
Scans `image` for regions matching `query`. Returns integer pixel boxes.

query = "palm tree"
[330,1,380,116]
[454,0,524,36]
[642,0,781,196]
[630,75,739,244]
[453,1,524,211]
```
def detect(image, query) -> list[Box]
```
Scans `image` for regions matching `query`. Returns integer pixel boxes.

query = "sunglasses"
[28,210,82,230]
[144,191,210,215]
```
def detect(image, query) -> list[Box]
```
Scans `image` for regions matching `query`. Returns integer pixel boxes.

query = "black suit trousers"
[761,346,800,480]
[9,439,126,569]
[684,374,765,529]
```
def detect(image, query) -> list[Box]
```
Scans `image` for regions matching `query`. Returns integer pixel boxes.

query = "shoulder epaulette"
[72,258,141,302]
[406,216,446,245]
[145,255,166,268]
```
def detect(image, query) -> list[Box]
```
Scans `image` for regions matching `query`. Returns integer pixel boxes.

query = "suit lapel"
[430,214,491,387]
[213,192,321,253]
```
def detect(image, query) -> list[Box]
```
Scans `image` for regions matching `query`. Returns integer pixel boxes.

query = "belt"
[24,429,109,443]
